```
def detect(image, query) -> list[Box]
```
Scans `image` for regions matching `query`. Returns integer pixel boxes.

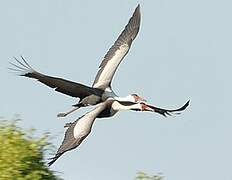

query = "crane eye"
[131,93,138,97]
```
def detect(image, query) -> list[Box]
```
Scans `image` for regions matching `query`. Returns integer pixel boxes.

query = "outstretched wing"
[92,5,141,90]
[48,101,108,166]
[9,56,96,99]
[147,100,190,117]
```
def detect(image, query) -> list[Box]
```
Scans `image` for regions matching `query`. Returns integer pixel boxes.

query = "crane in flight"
[9,4,190,166]
[10,5,145,117]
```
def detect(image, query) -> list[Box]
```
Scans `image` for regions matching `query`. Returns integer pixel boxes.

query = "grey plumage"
[48,119,82,166]
[10,56,104,105]
[92,5,141,89]
[10,56,103,98]
[9,4,191,167]
[48,99,190,166]
[48,101,109,166]
[48,99,146,166]
[9,5,141,112]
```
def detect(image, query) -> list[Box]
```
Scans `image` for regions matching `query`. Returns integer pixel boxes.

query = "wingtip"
[181,100,190,111]
[47,160,54,167]
[186,100,190,107]
[135,4,140,13]
[9,56,37,76]
[47,156,59,167]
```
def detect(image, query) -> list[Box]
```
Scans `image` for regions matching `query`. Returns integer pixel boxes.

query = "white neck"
[114,95,134,102]
[111,101,141,111]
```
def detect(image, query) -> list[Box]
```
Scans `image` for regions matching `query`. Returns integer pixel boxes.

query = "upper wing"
[48,101,108,166]
[92,5,141,89]
[9,56,95,99]
[147,100,190,117]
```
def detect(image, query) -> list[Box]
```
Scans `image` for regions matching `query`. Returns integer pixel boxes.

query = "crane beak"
[141,103,154,112]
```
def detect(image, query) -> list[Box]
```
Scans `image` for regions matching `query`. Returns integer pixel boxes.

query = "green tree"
[0,118,61,180]
[135,171,164,180]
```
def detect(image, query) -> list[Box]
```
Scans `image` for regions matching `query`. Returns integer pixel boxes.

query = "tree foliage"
[0,118,61,180]
[135,171,164,180]
[0,118,164,180]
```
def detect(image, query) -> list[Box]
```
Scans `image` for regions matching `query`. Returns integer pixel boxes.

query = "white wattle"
[111,101,141,111]
[114,95,135,102]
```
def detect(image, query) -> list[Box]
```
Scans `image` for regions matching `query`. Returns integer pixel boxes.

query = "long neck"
[114,95,134,102]
[111,101,140,111]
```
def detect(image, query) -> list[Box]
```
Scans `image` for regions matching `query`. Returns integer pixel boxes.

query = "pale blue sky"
[0,1,231,180]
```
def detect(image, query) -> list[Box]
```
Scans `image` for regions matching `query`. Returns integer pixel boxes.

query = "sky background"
[0,0,231,179]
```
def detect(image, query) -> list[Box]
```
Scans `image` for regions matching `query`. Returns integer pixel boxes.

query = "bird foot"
[57,112,67,118]
[57,107,80,118]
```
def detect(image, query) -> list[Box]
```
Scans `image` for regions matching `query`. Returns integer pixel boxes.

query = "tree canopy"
[135,171,164,180]
[0,118,61,180]
[0,118,164,180]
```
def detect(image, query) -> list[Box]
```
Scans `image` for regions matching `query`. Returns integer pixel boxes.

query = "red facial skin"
[140,102,147,111]
[132,94,146,102]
